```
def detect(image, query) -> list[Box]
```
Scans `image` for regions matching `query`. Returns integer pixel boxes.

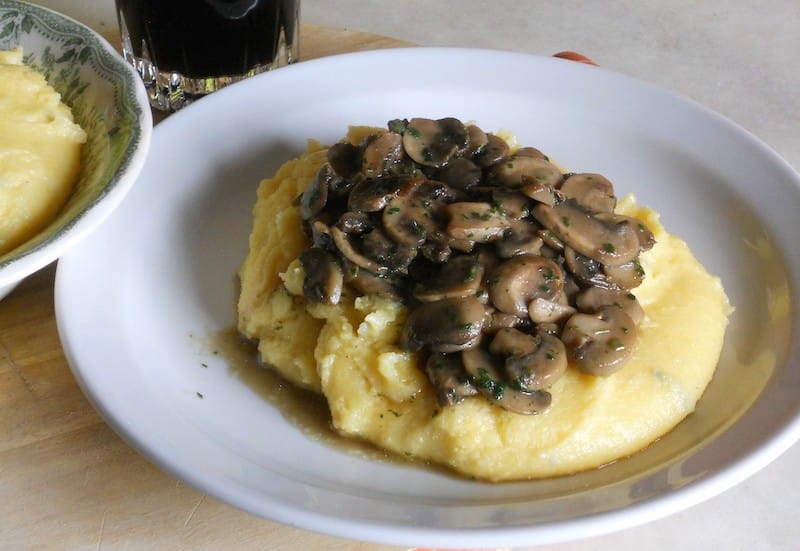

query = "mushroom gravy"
[237,122,731,480]
[294,117,653,415]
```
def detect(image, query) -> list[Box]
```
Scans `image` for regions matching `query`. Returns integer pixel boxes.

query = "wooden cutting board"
[0,25,415,551]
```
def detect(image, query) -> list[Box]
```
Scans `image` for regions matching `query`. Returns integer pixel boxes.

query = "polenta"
[0,48,87,256]
[238,120,731,481]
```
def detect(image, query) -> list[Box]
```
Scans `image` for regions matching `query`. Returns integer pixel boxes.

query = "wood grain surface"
[0,25,414,550]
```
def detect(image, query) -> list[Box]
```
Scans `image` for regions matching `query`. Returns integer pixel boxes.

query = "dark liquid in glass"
[116,0,298,78]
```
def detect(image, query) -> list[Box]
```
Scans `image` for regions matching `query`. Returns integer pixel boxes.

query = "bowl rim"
[0,0,152,289]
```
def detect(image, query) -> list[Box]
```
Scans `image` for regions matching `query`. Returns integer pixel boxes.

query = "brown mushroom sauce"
[295,117,654,415]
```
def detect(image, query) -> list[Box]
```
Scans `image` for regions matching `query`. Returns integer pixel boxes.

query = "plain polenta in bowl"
[0,48,87,256]
[237,117,731,481]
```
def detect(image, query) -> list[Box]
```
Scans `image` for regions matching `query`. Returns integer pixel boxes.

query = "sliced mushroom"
[361,132,404,179]
[347,175,411,212]
[495,219,544,259]
[488,255,563,317]
[382,180,452,247]
[575,286,644,326]
[515,146,548,160]
[402,117,468,167]
[483,310,527,334]
[559,173,616,213]
[616,214,656,252]
[532,199,640,267]
[463,124,489,157]
[561,306,638,376]
[603,258,646,290]
[528,296,575,324]
[489,328,567,391]
[491,155,563,193]
[435,157,482,191]
[425,353,478,406]
[361,227,417,274]
[336,211,373,235]
[444,202,512,243]
[474,133,509,167]
[402,296,486,353]
[300,165,331,221]
[461,346,551,414]
[491,188,531,219]
[331,226,415,276]
[413,255,484,302]
[326,141,361,180]
[299,247,343,305]
[348,269,402,300]
[563,246,609,288]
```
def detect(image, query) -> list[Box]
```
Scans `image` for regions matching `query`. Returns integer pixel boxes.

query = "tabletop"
[3,1,799,550]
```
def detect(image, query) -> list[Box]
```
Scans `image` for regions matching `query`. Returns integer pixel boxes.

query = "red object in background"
[552,50,599,66]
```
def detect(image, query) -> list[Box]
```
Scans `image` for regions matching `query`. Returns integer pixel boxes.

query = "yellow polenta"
[0,48,87,256]
[238,132,731,481]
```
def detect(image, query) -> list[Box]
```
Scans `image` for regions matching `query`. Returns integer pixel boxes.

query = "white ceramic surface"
[0,0,151,299]
[55,48,800,548]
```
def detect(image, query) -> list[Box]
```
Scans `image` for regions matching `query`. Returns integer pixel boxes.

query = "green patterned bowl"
[0,0,151,299]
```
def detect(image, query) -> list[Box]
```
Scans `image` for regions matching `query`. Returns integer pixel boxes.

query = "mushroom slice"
[435,157,482,191]
[361,132,404,179]
[474,133,510,167]
[382,180,452,247]
[563,246,609,288]
[336,211,373,235]
[561,306,638,376]
[616,214,656,252]
[491,188,531,220]
[331,226,415,276]
[348,269,402,300]
[327,141,361,180]
[347,175,412,212]
[403,117,468,167]
[483,310,527,334]
[425,353,478,406]
[461,347,552,414]
[300,164,331,221]
[576,286,644,326]
[603,258,646,291]
[413,255,484,302]
[444,202,512,243]
[488,255,564,318]
[298,247,343,305]
[532,199,640,267]
[402,297,486,353]
[515,146,548,160]
[491,155,563,192]
[463,124,489,157]
[496,219,544,259]
[528,297,575,324]
[361,227,417,274]
[559,173,616,213]
[489,328,568,391]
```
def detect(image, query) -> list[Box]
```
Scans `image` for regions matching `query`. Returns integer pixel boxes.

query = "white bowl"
[0,0,151,299]
[54,48,800,548]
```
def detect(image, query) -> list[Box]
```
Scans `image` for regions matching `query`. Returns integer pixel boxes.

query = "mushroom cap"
[360,132,405,179]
